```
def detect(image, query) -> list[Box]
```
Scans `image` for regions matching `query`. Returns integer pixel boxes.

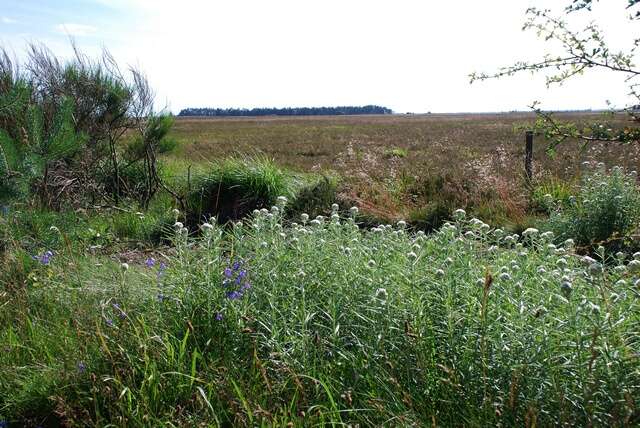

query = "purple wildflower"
[77,361,87,373]
[34,250,54,265]
[0,420,7,428]
[232,260,242,271]
[215,312,223,321]
[105,318,114,327]
[112,303,127,319]
[240,282,252,292]
[223,267,233,278]
[226,291,242,300]
[145,257,156,268]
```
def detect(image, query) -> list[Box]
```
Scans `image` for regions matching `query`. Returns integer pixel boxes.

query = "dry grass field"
[167,112,640,224]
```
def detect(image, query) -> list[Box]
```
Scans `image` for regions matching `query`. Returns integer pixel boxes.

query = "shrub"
[186,156,293,225]
[408,201,452,232]
[545,165,640,252]
[286,175,338,220]
[157,137,179,154]
[530,177,575,214]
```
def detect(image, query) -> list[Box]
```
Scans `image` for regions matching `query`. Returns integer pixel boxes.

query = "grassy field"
[166,113,640,223]
[2,113,640,427]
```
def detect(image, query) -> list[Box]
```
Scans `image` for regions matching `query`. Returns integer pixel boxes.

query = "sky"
[0,0,637,114]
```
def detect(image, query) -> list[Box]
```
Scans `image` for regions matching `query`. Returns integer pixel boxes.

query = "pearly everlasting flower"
[522,228,539,238]
[435,269,445,278]
[628,260,640,273]
[121,262,129,271]
[331,203,339,212]
[407,251,417,260]
[375,288,388,300]
[201,223,214,232]
[173,221,183,230]
[589,263,603,275]
[397,220,406,229]
[614,265,627,274]
[540,231,554,241]
[498,272,511,281]
[349,206,359,216]
[367,259,376,268]
[453,209,466,220]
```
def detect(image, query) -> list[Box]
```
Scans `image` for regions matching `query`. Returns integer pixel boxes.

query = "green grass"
[1,206,639,426]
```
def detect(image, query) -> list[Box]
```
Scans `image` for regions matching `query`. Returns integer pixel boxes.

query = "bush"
[545,165,640,252]
[286,175,338,220]
[157,137,178,154]
[530,177,575,214]
[408,201,452,232]
[186,156,293,225]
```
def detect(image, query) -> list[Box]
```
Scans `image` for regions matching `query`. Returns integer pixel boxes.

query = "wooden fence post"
[525,131,533,182]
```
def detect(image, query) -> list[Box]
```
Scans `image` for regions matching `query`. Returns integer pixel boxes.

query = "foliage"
[545,164,640,252]
[530,177,576,214]
[0,42,169,208]
[286,175,338,220]
[186,156,293,224]
[1,208,640,425]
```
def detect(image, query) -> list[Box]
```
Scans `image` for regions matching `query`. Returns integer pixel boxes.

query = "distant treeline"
[178,105,393,117]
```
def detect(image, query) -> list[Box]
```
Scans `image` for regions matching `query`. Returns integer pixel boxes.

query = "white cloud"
[55,23,98,37]
[1,17,17,24]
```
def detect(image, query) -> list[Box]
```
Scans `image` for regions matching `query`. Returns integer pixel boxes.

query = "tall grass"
[1,204,639,426]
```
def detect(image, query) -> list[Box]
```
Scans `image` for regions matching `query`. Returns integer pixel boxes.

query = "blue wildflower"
[0,420,8,428]
[78,361,87,373]
[34,250,54,265]
[232,260,242,271]
[105,318,114,327]
[145,257,156,268]
[226,291,242,300]
[240,282,252,292]
[223,267,233,278]
[215,312,223,321]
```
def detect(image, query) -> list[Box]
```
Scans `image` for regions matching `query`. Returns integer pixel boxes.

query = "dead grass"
[166,112,639,222]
